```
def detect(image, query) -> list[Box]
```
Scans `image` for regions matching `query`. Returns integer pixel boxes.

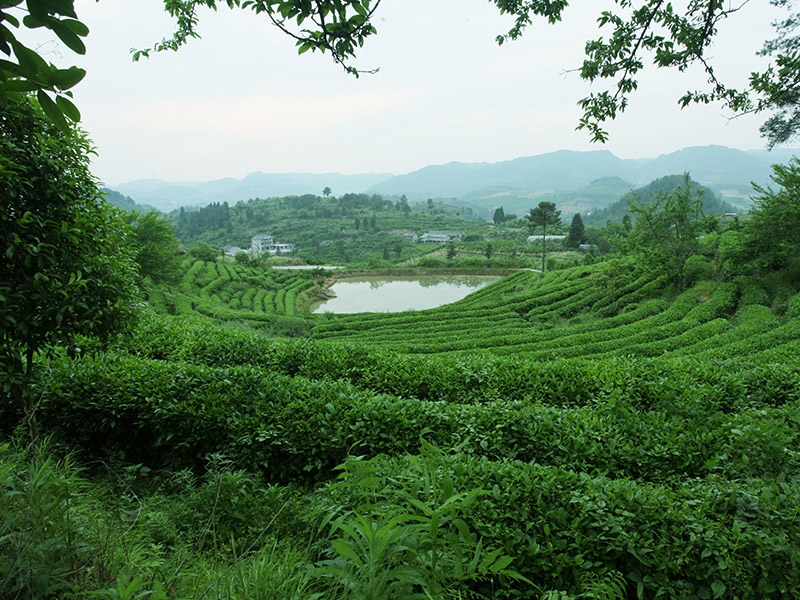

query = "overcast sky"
[29,0,794,185]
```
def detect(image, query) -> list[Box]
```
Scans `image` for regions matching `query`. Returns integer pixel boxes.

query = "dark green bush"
[684,254,715,287]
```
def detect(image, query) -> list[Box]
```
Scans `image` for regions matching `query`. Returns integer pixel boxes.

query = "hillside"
[6,161,800,600]
[367,146,794,208]
[310,267,797,361]
[11,259,799,599]
[100,187,157,213]
[108,146,799,216]
[368,150,626,198]
[113,171,394,213]
[169,193,490,265]
[583,175,737,226]
[459,176,636,218]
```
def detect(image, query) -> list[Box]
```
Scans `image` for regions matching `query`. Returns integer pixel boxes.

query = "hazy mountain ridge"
[109,146,797,215]
[111,172,394,213]
[370,146,788,199]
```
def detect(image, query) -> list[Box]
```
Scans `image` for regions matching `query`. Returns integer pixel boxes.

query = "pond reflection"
[312,275,501,314]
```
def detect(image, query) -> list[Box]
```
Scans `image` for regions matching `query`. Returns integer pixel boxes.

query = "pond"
[311,274,502,314]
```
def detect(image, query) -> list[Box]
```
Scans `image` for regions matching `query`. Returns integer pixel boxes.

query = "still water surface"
[312,275,501,314]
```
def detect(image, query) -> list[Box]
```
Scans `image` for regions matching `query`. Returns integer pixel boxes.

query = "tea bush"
[30,353,800,483]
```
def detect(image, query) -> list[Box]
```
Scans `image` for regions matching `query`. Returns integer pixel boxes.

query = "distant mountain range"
[112,172,393,213]
[110,145,799,216]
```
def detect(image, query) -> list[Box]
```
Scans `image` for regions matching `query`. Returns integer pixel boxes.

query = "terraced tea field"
[18,262,800,599]
[312,266,800,363]
[150,258,316,321]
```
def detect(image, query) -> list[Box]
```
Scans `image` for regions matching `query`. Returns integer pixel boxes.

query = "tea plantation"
[5,257,799,600]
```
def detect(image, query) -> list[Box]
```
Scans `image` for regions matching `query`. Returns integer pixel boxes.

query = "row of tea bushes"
[310,263,799,359]
[30,352,800,483]
[310,272,742,357]
[120,314,800,410]
[315,450,800,599]
[311,293,675,355]
[150,259,318,323]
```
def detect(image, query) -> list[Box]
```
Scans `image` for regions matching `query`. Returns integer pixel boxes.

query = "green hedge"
[120,314,800,411]
[320,452,800,599]
[30,353,800,484]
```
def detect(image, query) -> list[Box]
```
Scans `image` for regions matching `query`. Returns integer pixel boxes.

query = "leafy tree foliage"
[3,0,798,144]
[626,173,709,291]
[0,0,381,128]
[0,0,87,128]
[122,211,183,285]
[493,206,506,225]
[526,201,561,272]
[189,242,218,262]
[739,158,800,272]
[0,98,139,437]
[752,0,800,147]
[398,195,411,216]
[177,201,231,239]
[568,213,585,248]
[584,175,735,227]
[495,0,800,144]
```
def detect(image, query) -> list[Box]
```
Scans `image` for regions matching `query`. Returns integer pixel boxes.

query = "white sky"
[28,0,794,185]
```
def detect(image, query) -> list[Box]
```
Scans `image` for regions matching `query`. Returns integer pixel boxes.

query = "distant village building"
[249,234,295,256]
[419,230,464,243]
[526,235,567,243]
[389,229,419,243]
[223,245,246,257]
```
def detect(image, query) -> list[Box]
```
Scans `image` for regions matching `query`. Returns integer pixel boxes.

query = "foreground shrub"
[313,445,800,599]
[0,440,117,599]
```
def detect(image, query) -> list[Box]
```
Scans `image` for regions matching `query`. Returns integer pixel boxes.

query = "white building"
[419,230,464,243]
[250,234,295,256]
[223,245,246,257]
[526,235,567,243]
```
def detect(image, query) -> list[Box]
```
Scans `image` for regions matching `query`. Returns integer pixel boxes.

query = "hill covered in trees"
[583,175,738,226]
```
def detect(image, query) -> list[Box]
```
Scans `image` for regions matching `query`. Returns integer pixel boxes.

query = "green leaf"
[21,14,43,28]
[479,547,502,571]
[0,58,21,75]
[61,18,89,36]
[36,0,78,19]
[37,88,68,130]
[442,476,454,500]
[500,569,535,585]
[330,538,361,564]
[55,94,79,121]
[2,78,39,92]
[11,39,49,78]
[51,20,86,54]
[711,581,726,598]
[489,554,514,573]
[453,517,471,544]
[50,66,85,90]
[2,11,18,26]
